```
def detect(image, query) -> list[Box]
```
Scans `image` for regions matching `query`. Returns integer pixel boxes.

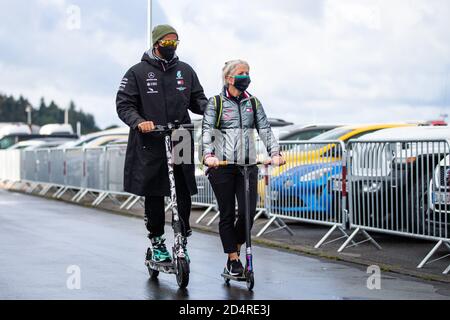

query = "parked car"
[57,127,129,149]
[430,155,450,235]
[82,135,129,148]
[265,123,415,214]
[7,138,75,150]
[331,125,450,233]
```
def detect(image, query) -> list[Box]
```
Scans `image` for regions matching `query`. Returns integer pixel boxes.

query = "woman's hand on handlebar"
[271,154,286,166]
[204,155,220,168]
[138,121,155,133]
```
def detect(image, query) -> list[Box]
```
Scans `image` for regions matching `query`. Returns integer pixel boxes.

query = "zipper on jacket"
[160,70,169,125]
[237,99,244,163]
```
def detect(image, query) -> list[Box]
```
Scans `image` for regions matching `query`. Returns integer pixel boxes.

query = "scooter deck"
[146,259,176,274]
[221,270,247,282]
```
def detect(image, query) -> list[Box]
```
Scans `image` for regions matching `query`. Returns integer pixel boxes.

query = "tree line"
[0,94,101,134]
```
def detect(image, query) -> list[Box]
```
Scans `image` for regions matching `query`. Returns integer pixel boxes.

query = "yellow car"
[257,123,416,205]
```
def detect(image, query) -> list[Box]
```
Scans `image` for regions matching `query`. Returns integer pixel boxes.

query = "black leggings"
[208,165,258,254]
[144,165,192,238]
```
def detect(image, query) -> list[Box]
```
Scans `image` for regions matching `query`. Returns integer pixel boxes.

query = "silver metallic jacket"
[202,89,280,164]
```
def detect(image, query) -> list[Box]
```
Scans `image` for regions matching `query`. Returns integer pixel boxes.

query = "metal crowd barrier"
[259,140,350,247]
[192,171,218,224]
[13,146,135,206]
[342,139,450,274]
[2,138,450,274]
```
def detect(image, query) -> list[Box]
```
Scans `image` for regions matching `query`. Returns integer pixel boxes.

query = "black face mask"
[233,75,251,92]
[158,45,176,61]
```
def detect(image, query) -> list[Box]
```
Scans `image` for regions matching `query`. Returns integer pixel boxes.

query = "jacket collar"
[223,86,251,101]
[141,50,179,71]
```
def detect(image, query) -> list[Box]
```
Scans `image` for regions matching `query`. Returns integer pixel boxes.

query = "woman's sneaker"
[150,236,172,263]
[226,258,244,276]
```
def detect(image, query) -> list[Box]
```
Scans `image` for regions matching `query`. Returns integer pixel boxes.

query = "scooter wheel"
[176,259,189,289]
[246,272,254,291]
[224,278,230,285]
[147,266,159,279]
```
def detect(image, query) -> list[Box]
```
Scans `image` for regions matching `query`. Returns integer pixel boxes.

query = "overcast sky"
[0,0,449,129]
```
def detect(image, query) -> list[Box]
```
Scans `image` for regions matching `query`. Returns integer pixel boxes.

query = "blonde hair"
[222,59,250,86]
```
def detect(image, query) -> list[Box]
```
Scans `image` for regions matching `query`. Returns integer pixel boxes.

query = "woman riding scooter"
[202,59,285,277]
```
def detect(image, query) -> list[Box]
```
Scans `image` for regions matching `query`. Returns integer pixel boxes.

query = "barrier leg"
[254,208,268,221]
[93,192,109,206]
[337,227,381,252]
[255,215,294,237]
[417,240,450,270]
[39,184,52,196]
[256,216,277,237]
[444,264,450,275]
[206,211,221,226]
[314,225,356,249]
[12,181,24,190]
[119,195,135,210]
[71,189,84,202]
[91,192,106,206]
[195,205,215,224]
[52,186,61,197]
[6,181,18,190]
[74,189,89,203]
[56,187,69,199]
[108,193,122,206]
[126,196,142,210]
[27,183,39,194]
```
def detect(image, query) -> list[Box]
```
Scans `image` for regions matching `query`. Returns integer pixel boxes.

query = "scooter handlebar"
[209,160,275,168]
[151,123,195,133]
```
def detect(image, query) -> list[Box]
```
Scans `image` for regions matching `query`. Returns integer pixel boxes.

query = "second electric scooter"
[214,160,272,291]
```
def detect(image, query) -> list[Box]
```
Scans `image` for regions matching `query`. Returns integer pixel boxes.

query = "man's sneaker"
[150,236,172,263]
[226,258,244,276]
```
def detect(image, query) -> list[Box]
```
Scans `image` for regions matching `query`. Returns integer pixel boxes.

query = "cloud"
[0,0,167,128]
[0,0,449,130]
[159,0,450,123]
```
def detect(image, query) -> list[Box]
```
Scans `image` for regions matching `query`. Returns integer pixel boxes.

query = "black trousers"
[144,165,192,238]
[208,165,258,254]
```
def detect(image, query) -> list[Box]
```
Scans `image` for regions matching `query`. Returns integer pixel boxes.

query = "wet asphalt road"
[0,189,449,300]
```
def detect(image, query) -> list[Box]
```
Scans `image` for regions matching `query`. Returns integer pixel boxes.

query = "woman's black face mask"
[233,75,251,92]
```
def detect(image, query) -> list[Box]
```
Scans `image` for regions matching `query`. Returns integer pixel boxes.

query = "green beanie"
[152,24,178,46]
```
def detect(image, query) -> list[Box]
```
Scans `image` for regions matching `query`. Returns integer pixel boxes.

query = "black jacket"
[116,52,207,196]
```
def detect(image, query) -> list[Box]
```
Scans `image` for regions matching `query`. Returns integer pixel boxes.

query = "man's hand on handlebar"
[138,121,155,133]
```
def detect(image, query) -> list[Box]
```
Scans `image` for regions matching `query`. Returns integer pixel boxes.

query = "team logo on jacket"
[146,72,158,94]
[176,70,186,91]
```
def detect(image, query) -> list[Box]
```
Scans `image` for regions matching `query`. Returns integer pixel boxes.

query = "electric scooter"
[214,160,273,291]
[144,121,194,289]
